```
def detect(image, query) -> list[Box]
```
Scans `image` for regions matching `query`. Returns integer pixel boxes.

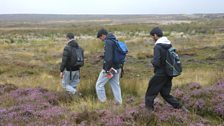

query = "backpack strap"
[67,46,72,80]
[68,45,77,80]
[112,39,124,78]
[110,39,119,47]
[70,70,72,80]
[110,39,126,78]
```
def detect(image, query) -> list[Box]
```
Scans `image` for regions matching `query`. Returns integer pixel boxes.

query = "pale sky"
[0,0,223,14]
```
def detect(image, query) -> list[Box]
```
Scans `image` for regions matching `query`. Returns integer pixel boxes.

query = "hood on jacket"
[68,39,79,47]
[155,37,171,45]
[105,33,117,41]
[155,37,172,49]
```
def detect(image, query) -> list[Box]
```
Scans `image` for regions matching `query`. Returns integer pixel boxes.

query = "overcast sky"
[0,0,223,14]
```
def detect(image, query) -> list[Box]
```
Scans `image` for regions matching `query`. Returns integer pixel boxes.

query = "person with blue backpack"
[145,27,189,112]
[95,28,128,105]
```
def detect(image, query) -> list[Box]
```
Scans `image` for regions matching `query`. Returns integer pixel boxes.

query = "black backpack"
[70,46,84,67]
[165,47,182,77]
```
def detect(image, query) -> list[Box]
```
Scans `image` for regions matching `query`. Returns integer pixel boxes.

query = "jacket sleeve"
[152,45,161,68]
[60,46,70,72]
[103,40,113,72]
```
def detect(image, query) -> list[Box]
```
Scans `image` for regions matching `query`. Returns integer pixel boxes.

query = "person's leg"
[70,70,80,94]
[145,75,166,110]
[61,70,76,94]
[108,69,122,104]
[96,70,110,102]
[160,76,182,108]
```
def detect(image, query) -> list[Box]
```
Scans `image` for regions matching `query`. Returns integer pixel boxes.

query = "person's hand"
[99,55,104,59]
[60,72,64,79]
[151,59,154,65]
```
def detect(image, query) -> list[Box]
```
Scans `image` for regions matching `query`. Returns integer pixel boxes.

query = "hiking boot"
[145,107,154,113]
[181,106,190,113]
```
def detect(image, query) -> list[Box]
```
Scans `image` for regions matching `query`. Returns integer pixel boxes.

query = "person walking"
[95,28,122,105]
[145,27,189,112]
[60,33,84,95]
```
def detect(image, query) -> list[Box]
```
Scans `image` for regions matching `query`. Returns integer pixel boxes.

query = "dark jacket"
[60,40,80,72]
[103,33,121,72]
[152,43,172,76]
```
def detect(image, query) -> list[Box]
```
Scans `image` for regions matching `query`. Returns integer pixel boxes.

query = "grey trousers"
[95,69,122,104]
[62,70,80,94]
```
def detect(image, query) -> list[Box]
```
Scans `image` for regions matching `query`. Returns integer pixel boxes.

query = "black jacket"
[152,43,172,76]
[60,40,80,72]
[103,33,121,71]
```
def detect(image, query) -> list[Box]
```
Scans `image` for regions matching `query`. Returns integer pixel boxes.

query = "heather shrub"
[1,80,223,125]
[0,85,74,125]
[174,80,224,119]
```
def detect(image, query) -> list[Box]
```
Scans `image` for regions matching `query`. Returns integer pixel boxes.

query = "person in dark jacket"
[95,28,122,104]
[60,33,82,95]
[145,27,189,112]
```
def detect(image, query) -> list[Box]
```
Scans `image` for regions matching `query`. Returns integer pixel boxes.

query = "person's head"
[97,28,108,41]
[66,33,74,40]
[150,27,163,42]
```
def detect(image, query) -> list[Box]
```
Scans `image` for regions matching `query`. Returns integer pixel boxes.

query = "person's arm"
[60,46,70,73]
[152,45,161,68]
[104,41,113,72]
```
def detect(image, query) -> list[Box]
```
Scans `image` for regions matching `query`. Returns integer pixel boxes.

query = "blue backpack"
[113,40,128,65]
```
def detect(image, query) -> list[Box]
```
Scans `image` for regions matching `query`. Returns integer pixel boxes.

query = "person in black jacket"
[60,33,82,95]
[145,27,189,112]
[95,29,122,104]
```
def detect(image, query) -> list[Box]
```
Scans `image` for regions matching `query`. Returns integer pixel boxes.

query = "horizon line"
[0,13,224,15]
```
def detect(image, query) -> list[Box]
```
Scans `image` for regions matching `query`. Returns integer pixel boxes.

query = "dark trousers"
[145,75,181,109]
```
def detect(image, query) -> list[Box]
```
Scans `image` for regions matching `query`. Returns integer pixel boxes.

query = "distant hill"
[0,14,223,23]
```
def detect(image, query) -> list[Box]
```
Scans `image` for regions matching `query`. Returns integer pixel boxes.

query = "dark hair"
[97,28,108,38]
[66,33,74,39]
[150,27,163,37]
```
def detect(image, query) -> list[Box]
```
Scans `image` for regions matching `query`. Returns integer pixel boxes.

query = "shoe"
[113,101,122,106]
[181,106,190,113]
[145,107,154,113]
